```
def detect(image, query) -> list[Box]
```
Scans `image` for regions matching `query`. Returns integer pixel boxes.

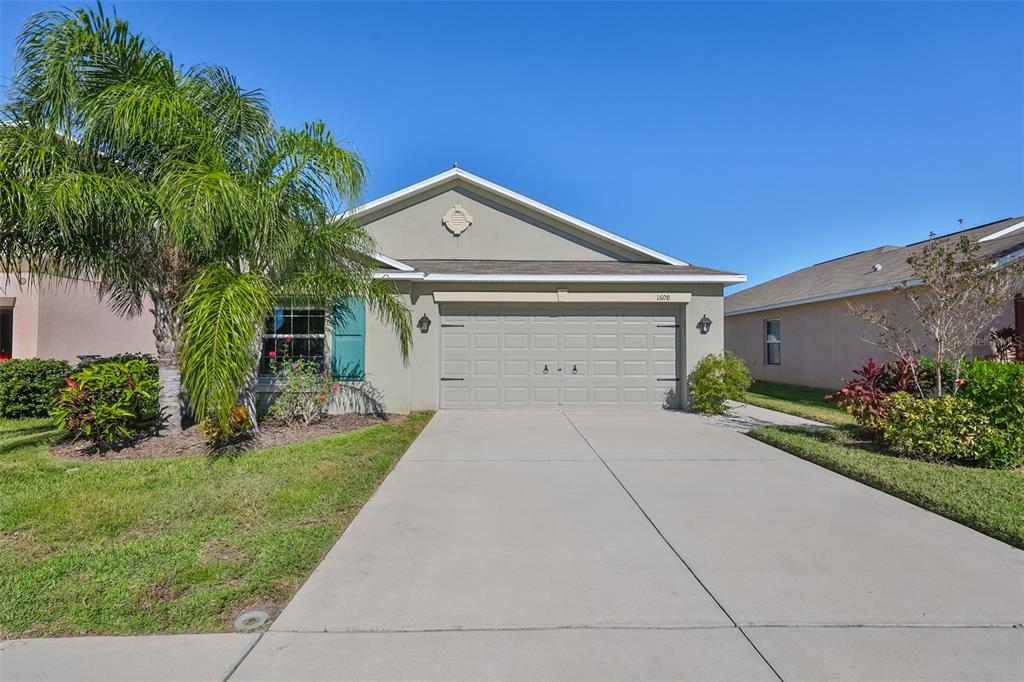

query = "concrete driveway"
[231,410,1023,681]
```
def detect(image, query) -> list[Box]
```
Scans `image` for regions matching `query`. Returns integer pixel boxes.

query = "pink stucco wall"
[1,274,155,362]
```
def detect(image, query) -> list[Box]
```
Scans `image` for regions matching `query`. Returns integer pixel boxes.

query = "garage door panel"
[563,360,588,376]
[473,360,499,377]
[440,305,679,409]
[623,387,651,404]
[532,386,560,404]
[653,360,677,378]
[443,359,470,376]
[503,333,529,350]
[442,333,470,350]
[622,360,649,377]
[562,386,589,405]
[653,333,676,349]
[472,333,499,349]
[502,359,529,376]
[563,333,589,350]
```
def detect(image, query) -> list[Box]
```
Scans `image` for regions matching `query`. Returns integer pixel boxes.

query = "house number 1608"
[656,294,672,301]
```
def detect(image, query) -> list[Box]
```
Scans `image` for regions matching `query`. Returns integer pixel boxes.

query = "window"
[260,307,326,375]
[0,308,11,361]
[764,319,781,365]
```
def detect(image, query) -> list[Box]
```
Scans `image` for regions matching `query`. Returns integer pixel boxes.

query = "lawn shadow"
[0,423,60,456]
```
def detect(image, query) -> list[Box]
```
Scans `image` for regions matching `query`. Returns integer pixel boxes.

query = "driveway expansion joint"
[560,411,786,682]
[222,632,263,682]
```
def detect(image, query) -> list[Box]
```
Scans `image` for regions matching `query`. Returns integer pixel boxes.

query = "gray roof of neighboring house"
[400,259,741,277]
[725,216,1024,315]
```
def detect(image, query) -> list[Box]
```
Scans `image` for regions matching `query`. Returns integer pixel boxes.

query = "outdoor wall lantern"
[417,314,432,334]
[697,315,713,335]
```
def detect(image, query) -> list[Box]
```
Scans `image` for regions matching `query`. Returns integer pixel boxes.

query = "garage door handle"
[440,377,464,381]
[572,364,578,374]
[543,364,549,374]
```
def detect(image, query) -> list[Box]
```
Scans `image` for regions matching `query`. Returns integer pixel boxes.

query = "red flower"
[268,350,277,358]
[954,378,966,386]
[331,383,339,392]
[285,337,292,344]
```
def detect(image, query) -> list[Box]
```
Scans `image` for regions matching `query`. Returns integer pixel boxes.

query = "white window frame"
[260,305,327,375]
[764,318,781,366]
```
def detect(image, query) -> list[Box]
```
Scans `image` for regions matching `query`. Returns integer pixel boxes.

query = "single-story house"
[2,167,746,412]
[724,216,1024,389]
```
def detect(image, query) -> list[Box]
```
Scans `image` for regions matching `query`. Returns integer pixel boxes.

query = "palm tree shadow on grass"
[0,423,59,456]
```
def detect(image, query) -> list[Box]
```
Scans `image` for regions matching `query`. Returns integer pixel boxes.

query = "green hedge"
[957,360,1024,462]
[0,359,73,418]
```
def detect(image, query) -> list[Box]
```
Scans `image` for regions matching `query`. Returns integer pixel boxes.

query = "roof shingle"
[725,217,1024,314]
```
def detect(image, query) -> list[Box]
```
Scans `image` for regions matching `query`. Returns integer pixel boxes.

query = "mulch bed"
[50,413,393,461]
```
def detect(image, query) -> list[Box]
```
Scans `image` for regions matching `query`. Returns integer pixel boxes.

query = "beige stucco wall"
[1,274,155,362]
[359,183,637,262]
[356,281,726,413]
[725,292,1017,390]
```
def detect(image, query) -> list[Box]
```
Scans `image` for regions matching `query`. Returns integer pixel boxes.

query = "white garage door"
[439,305,680,409]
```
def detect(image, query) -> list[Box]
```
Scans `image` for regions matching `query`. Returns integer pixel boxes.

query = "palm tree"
[0,4,411,434]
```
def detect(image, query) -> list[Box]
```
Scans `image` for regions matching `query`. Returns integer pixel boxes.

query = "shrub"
[881,392,1004,465]
[267,350,338,425]
[200,405,253,449]
[688,352,752,415]
[955,360,1024,465]
[827,358,891,431]
[0,359,73,418]
[51,356,159,449]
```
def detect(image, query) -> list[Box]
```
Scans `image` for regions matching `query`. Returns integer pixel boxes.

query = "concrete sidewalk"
[3,407,1022,681]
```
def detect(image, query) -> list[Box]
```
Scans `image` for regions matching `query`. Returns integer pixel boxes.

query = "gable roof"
[725,216,1024,316]
[346,167,689,266]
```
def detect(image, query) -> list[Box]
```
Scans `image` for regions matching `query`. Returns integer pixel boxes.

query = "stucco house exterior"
[724,217,1024,389]
[2,168,746,412]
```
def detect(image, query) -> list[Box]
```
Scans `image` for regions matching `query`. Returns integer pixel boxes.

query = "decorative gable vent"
[443,204,473,236]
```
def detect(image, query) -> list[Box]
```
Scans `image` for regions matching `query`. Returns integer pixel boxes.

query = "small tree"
[854,234,1024,396]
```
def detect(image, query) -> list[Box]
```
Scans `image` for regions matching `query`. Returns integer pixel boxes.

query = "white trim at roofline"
[344,168,690,267]
[369,251,416,272]
[375,272,747,283]
[979,220,1024,243]
[725,281,921,316]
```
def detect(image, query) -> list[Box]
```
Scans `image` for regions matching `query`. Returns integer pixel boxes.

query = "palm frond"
[178,266,274,427]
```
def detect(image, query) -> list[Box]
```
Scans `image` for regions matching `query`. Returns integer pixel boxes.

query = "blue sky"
[2,2,1021,290]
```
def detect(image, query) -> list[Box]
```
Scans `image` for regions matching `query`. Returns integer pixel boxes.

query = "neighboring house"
[0,274,156,362]
[2,167,745,412]
[725,217,1024,389]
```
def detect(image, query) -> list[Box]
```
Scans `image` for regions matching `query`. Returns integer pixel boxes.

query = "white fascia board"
[978,220,1024,243]
[373,271,426,280]
[343,167,690,266]
[415,270,745,280]
[369,251,416,272]
[724,281,918,317]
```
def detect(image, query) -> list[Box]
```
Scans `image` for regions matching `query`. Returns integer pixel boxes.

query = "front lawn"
[741,380,854,426]
[749,425,1024,549]
[0,413,431,638]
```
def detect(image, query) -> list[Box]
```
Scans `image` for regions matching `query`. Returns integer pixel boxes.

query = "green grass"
[0,413,432,638]
[749,424,1024,549]
[741,380,854,426]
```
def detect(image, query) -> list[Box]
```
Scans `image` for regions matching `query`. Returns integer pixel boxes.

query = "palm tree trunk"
[153,299,184,435]
[240,324,262,433]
